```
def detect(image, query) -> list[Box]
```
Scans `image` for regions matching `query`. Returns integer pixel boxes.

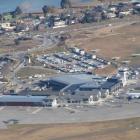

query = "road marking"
[31,107,43,114]
[0,107,5,111]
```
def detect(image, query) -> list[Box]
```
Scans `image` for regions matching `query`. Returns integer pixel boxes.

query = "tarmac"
[0,99,140,129]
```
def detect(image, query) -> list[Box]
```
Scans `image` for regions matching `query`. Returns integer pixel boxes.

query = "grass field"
[0,117,140,140]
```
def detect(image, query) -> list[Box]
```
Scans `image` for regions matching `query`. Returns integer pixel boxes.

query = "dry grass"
[16,67,56,78]
[71,0,129,7]
[0,117,140,140]
[67,22,140,67]
[0,35,41,54]
[94,65,117,76]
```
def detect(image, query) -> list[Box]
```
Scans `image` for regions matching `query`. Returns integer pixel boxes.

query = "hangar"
[0,95,58,107]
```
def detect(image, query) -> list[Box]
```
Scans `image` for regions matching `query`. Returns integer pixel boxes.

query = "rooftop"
[129,90,140,93]
[50,73,103,85]
[0,95,47,103]
[79,81,104,89]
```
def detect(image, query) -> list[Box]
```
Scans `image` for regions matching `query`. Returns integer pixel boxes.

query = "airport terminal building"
[47,73,123,104]
[48,74,105,92]
[0,73,123,106]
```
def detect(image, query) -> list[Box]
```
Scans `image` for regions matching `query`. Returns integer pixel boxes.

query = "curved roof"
[0,95,47,103]
[50,73,103,85]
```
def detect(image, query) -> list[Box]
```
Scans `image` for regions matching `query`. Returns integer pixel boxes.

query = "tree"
[82,12,94,23]
[11,11,16,18]
[0,14,2,21]
[33,24,39,31]
[14,6,22,15]
[11,6,22,18]
[48,15,55,27]
[14,39,20,45]
[60,0,71,9]
[28,13,33,18]
[42,5,48,17]
[98,0,105,2]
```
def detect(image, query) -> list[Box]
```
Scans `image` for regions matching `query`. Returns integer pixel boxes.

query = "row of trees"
[60,0,71,9]
[0,6,22,22]
[0,0,72,20]
[11,6,22,18]
[42,0,71,17]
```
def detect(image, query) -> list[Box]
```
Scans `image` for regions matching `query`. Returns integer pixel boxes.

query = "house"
[108,4,118,13]
[53,20,67,29]
[3,13,13,21]
[14,24,29,32]
[77,77,122,95]
[107,12,116,18]
[46,16,67,29]
[0,22,16,31]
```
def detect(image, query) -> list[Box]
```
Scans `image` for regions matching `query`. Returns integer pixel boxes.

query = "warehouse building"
[0,95,58,107]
